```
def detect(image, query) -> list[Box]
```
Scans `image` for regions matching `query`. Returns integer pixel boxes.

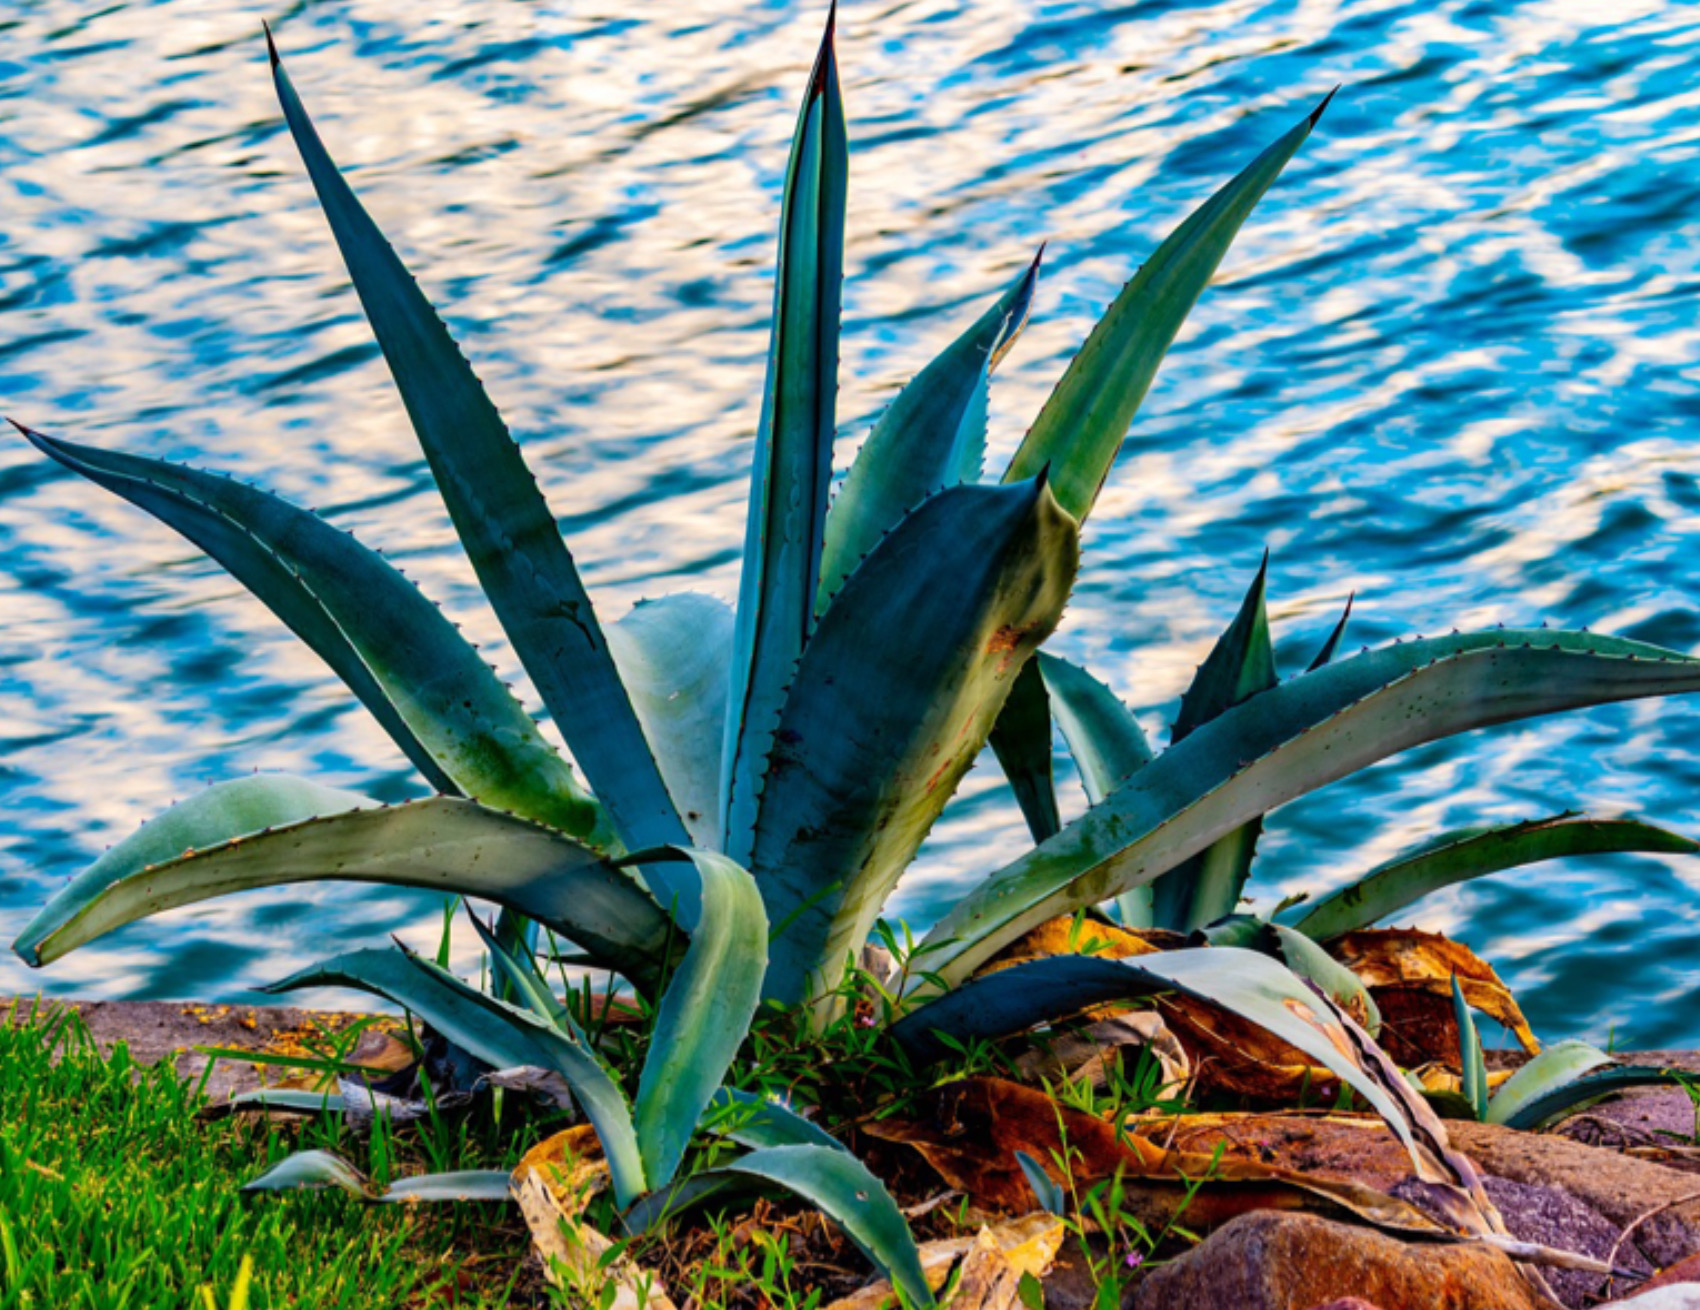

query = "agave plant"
[13,9,1700,1293]
[1442,974,1684,1131]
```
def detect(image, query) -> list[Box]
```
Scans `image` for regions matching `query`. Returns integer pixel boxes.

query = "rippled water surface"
[4,0,1700,1044]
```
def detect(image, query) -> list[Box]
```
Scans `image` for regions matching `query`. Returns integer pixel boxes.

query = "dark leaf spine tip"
[263,20,280,67]
[1310,85,1340,127]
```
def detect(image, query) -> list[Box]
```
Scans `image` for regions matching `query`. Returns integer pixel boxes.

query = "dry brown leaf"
[1139,1111,1416,1195]
[864,1078,1445,1239]
[980,916,1181,974]
[515,1171,676,1310]
[1012,1012,1191,1100]
[822,1214,1064,1310]
[1156,992,1342,1102]
[515,1124,609,1211]
[1331,929,1538,1064]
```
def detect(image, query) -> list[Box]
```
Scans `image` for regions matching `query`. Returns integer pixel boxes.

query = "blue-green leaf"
[704,1087,845,1153]
[607,595,734,851]
[241,1150,512,1203]
[1306,593,1354,672]
[263,948,647,1206]
[1452,974,1489,1120]
[1152,555,1278,932]
[467,910,572,1028]
[1269,923,1381,1037]
[266,33,688,877]
[889,947,1424,1168]
[13,775,372,967]
[243,1149,373,1199]
[1492,1059,1682,1132]
[1002,100,1329,521]
[15,424,606,845]
[751,479,1079,1008]
[819,251,1042,605]
[721,13,848,868]
[918,630,1700,986]
[989,656,1062,844]
[1036,653,1156,926]
[633,850,768,1190]
[632,1146,933,1309]
[1016,1150,1066,1217]
[16,794,673,986]
[1290,815,1700,942]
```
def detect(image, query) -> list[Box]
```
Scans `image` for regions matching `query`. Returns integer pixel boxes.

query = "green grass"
[0,1000,534,1310]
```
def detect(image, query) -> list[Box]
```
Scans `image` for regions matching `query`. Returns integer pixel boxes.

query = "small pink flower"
[1124,1251,1144,1270]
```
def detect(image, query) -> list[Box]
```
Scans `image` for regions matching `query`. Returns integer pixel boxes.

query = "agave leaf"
[704,1088,845,1153]
[1015,1150,1066,1217]
[242,1149,374,1199]
[989,657,1062,844]
[1493,1063,1685,1132]
[607,595,734,851]
[1002,100,1329,521]
[15,425,606,845]
[242,1150,512,1203]
[819,251,1042,605]
[266,34,689,884]
[751,479,1079,1007]
[227,1088,347,1115]
[630,1145,933,1309]
[918,629,1700,986]
[1152,556,1278,932]
[16,794,673,986]
[13,775,371,966]
[1269,923,1381,1037]
[1036,653,1157,925]
[888,948,1425,1166]
[1291,815,1700,942]
[1306,593,1355,672]
[721,15,848,867]
[1040,654,1155,803]
[264,948,647,1206]
[1452,974,1489,1120]
[467,910,572,1029]
[633,849,768,1191]
[382,1171,515,1203]
[1484,1040,1613,1129]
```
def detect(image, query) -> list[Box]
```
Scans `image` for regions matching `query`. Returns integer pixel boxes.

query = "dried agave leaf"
[865,1078,1446,1237]
[1330,928,1538,1060]
[980,916,1181,973]
[823,1215,1064,1310]
[515,1124,610,1213]
[515,1171,676,1310]
[1013,1012,1190,1100]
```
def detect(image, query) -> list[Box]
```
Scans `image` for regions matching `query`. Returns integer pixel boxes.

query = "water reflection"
[3,0,1699,1045]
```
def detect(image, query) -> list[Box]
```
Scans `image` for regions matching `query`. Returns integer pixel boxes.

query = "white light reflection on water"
[3,0,1700,1044]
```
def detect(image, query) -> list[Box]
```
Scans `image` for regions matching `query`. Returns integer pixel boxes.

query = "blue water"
[4,0,1700,1047]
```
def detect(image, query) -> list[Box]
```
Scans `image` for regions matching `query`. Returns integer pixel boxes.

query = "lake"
[3,0,1699,1047]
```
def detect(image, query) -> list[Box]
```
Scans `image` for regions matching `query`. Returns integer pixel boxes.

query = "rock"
[1301,1301,1389,1310]
[1480,1175,1649,1308]
[3,997,402,1100]
[1450,1121,1700,1268]
[1129,1211,1544,1310]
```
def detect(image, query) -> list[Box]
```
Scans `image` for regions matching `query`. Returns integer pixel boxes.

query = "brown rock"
[1450,1121,1700,1268]
[3,997,398,1100]
[1129,1211,1544,1310]
[1302,1301,1390,1310]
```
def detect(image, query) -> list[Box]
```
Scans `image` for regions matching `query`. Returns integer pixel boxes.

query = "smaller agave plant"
[14,9,1700,1299]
